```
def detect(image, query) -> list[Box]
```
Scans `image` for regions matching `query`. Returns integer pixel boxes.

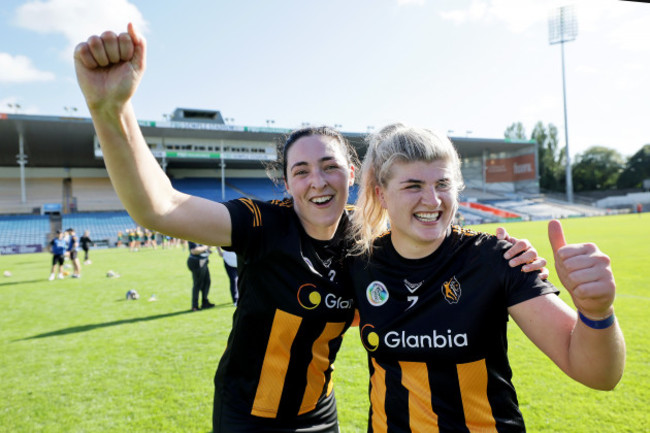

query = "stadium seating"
[171,177,289,202]
[61,212,136,246]
[71,178,124,212]
[224,178,287,201]
[3,175,609,250]
[0,214,50,246]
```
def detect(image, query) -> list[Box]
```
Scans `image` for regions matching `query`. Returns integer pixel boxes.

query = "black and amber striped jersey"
[345,226,558,433]
[214,198,356,424]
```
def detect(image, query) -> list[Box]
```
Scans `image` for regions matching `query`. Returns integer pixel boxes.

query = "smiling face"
[376,159,458,259]
[284,134,355,240]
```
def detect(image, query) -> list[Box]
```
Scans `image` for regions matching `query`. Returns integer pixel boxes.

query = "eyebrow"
[400,178,423,184]
[399,177,451,184]
[290,156,336,171]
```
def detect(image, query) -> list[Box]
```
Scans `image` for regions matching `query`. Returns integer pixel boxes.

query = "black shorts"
[213,389,339,433]
[52,254,64,266]
[69,250,78,260]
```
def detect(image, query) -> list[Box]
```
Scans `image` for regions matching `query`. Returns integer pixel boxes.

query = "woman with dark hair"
[74,26,360,429]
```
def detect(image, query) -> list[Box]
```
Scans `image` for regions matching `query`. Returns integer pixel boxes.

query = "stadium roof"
[0,112,534,170]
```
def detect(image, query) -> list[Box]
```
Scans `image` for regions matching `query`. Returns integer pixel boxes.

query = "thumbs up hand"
[548,219,616,319]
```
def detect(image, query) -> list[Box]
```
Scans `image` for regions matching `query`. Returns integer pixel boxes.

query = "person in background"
[128,228,137,251]
[188,241,215,311]
[49,230,67,280]
[217,246,239,306]
[149,229,158,249]
[66,228,82,278]
[80,230,94,264]
[347,124,626,432]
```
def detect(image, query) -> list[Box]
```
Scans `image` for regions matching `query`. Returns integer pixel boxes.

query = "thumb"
[548,219,567,254]
[127,22,146,66]
[127,22,142,45]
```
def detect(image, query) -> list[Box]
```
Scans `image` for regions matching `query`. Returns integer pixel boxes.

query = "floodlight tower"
[549,5,577,203]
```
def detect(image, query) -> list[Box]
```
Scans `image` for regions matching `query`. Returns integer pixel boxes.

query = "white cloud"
[519,94,560,129]
[14,0,148,58]
[607,16,650,53]
[439,0,626,34]
[0,53,55,83]
[397,0,426,6]
[439,0,489,26]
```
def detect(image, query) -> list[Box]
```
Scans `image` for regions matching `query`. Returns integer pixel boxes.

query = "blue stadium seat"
[172,177,287,202]
[0,214,50,246]
[61,212,136,245]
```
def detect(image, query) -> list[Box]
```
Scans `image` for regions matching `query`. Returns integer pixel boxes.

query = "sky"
[1,0,649,159]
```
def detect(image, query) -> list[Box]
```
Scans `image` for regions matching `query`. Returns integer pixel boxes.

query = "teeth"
[415,212,440,222]
[311,195,333,204]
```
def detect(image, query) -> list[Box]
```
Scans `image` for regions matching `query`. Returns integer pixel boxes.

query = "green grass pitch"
[1,213,648,432]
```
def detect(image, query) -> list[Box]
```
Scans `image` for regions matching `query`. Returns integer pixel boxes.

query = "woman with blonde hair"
[347,124,625,432]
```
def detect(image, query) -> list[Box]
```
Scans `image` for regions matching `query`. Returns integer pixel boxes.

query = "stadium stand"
[218,177,286,201]
[0,212,138,249]
[1,111,617,253]
[170,177,285,202]
[0,214,50,247]
[0,178,63,215]
[71,178,123,212]
[61,212,136,246]
[596,191,650,211]
[460,201,523,220]
[491,198,604,220]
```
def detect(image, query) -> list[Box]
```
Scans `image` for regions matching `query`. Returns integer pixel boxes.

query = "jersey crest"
[366,281,389,307]
[442,276,461,304]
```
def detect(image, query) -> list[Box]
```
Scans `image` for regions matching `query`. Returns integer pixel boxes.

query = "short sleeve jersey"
[215,198,356,420]
[345,226,558,433]
[67,235,78,252]
[50,237,67,255]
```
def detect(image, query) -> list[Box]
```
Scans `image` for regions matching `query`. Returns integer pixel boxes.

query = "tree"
[504,122,527,140]
[530,122,563,192]
[617,144,650,189]
[572,146,624,191]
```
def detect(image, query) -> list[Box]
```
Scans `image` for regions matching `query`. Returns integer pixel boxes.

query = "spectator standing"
[66,228,82,278]
[49,230,67,280]
[217,247,239,306]
[80,230,94,264]
[187,241,215,311]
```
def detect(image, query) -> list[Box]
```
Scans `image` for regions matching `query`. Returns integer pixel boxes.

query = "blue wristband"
[578,311,615,330]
